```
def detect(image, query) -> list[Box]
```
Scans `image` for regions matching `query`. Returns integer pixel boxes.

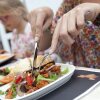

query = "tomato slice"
[15,76,23,84]
[0,74,14,84]
[26,73,33,86]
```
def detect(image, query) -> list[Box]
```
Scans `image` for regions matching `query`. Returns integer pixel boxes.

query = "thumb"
[49,20,61,54]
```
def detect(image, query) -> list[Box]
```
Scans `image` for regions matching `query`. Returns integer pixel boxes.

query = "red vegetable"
[15,76,23,84]
[26,73,33,86]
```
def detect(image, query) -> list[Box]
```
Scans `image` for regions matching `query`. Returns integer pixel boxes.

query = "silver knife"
[32,37,39,69]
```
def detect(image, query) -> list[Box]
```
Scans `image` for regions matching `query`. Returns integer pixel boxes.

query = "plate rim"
[0,53,14,64]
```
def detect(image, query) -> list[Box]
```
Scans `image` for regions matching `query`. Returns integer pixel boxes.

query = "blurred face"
[0,13,21,31]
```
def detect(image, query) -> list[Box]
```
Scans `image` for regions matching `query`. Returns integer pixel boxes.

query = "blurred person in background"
[0,0,52,59]
[0,0,62,62]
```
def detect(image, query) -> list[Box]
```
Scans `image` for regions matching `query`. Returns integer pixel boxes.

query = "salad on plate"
[0,55,69,99]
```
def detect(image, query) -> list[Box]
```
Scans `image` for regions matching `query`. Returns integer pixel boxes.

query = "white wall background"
[25,0,63,14]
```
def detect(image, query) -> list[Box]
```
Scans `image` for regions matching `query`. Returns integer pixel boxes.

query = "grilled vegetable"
[26,73,35,86]
[37,74,58,83]
[5,84,17,99]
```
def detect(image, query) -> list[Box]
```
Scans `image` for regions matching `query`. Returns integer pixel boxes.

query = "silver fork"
[38,52,52,70]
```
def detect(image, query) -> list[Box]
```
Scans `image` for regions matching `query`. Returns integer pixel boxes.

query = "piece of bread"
[11,55,53,74]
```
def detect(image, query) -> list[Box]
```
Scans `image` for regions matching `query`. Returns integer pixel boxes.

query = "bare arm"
[50,3,100,53]
[28,7,53,51]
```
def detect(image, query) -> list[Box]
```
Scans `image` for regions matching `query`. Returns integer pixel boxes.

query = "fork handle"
[35,36,40,42]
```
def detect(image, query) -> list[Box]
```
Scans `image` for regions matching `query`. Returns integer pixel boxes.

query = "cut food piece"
[33,55,54,68]
[0,67,10,76]
[0,74,14,84]
[36,80,49,89]
[5,84,17,99]
[0,55,9,60]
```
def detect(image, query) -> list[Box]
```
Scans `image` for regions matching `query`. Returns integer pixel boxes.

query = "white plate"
[0,53,14,64]
[0,63,75,100]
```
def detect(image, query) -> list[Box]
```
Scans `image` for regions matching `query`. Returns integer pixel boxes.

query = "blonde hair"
[0,0,28,20]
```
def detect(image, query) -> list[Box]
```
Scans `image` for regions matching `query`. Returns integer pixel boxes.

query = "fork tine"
[28,58,33,70]
[38,53,52,70]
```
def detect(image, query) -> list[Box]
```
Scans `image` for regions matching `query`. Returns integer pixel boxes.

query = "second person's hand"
[50,3,100,54]
[28,7,53,38]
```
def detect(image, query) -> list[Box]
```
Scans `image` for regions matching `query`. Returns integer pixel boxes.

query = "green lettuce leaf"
[0,90,4,95]
[61,67,68,74]
[37,74,58,83]
[5,67,10,73]
[0,82,3,85]
[0,75,4,80]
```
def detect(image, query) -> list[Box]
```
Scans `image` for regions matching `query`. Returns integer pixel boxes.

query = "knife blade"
[32,37,39,69]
